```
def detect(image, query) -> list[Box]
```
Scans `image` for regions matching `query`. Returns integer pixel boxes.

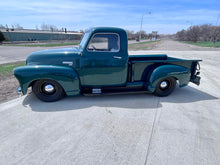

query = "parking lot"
[0,41,220,165]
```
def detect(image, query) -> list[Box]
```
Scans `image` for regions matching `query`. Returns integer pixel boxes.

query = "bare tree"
[211,26,220,46]
[176,24,220,45]
[140,30,148,39]
[186,26,200,43]
[200,24,212,41]
[40,23,58,32]
[35,25,39,30]
[126,30,135,40]
[0,24,6,29]
[41,23,50,31]
[13,24,23,30]
[134,30,147,40]
[176,29,187,41]
[50,25,58,32]
[79,29,85,34]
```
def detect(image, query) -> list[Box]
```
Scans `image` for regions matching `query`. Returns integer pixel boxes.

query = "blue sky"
[0,0,219,34]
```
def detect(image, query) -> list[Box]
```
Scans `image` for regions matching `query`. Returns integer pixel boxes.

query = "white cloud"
[0,0,219,33]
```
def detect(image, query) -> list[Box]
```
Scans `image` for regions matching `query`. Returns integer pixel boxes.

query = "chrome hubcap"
[160,81,168,88]
[44,84,55,93]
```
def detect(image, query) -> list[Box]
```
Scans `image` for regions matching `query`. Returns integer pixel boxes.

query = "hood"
[26,47,81,66]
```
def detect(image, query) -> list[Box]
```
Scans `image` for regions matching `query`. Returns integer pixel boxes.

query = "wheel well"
[164,76,178,84]
[29,79,66,95]
[29,80,36,88]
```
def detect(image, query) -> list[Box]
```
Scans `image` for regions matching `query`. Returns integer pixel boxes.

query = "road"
[0,40,149,65]
[153,39,220,51]
[0,41,220,165]
[0,45,71,65]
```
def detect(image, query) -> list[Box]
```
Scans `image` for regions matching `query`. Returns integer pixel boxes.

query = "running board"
[82,87,149,96]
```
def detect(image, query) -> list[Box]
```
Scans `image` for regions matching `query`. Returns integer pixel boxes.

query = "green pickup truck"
[14,27,201,102]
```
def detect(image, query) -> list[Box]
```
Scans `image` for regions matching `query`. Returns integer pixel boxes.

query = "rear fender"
[147,65,190,93]
[13,65,80,96]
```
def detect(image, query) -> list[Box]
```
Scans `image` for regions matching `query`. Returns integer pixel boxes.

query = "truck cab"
[14,27,201,102]
[78,27,128,87]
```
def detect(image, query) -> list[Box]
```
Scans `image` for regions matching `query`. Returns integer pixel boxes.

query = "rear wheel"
[32,79,65,102]
[153,77,176,97]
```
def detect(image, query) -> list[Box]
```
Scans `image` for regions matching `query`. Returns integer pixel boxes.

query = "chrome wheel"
[154,77,176,97]
[32,79,65,102]
[160,81,168,89]
[44,84,55,93]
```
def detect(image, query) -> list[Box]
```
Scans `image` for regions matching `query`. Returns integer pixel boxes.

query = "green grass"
[129,41,157,45]
[128,41,158,50]
[0,62,25,77]
[3,42,79,47]
[181,41,220,48]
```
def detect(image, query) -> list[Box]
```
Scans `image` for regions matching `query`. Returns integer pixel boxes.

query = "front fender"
[13,65,80,96]
[147,65,190,93]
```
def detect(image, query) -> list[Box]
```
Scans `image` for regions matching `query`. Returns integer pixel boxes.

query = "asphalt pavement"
[0,40,149,65]
[0,45,220,164]
[0,45,71,64]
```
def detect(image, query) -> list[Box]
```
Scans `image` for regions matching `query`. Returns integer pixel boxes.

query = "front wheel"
[32,79,65,102]
[153,77,176,97]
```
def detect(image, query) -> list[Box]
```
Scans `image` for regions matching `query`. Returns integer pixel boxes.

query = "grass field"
[0,62,25,77]
[3,42,79,47]
[181,41,220,47]
[128,41,158,50]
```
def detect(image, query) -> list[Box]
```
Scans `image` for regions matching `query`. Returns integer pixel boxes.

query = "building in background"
[0,29,82,42]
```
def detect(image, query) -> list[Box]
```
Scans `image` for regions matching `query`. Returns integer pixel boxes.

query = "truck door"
[81,33,127,87]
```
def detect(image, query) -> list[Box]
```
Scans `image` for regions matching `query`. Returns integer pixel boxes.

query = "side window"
[87,33,120,52]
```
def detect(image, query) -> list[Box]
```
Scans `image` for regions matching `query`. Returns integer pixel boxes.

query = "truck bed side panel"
[129,55,200,82]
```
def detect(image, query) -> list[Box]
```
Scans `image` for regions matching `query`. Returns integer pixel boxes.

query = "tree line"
[176,24,220,44]
[2,23,219,43]
[126,30,159,40]
[0,23,80,33]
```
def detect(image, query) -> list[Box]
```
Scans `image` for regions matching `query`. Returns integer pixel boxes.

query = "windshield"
[79,32,90,49]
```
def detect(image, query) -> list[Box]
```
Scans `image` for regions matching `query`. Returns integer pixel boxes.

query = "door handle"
[113,56,122,59]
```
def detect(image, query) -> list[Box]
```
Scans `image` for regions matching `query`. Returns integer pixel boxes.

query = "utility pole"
[139,12,151,41]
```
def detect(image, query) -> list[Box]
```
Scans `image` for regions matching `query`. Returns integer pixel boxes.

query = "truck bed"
[128,54,201,82]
